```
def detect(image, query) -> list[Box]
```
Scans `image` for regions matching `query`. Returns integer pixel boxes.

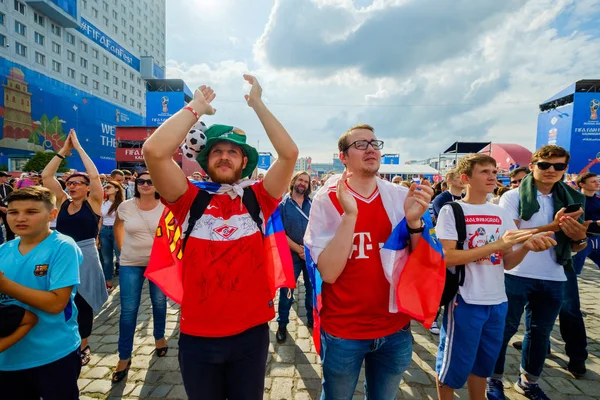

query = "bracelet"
[54,153,65,160]
[407,219,425,234]
[183,106,199,121]
[571,238,587,246]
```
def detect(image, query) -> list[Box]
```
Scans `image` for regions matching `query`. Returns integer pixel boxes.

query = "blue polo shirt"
[278,195,311,259]
[0,231,82,371]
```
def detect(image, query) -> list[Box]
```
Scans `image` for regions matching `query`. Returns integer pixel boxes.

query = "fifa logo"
[591,99,599,121]
[161,96,169,113]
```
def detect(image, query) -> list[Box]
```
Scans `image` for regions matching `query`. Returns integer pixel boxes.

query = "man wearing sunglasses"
[488,145,589,400]
[305,124,439,399]
[509,167,530,189]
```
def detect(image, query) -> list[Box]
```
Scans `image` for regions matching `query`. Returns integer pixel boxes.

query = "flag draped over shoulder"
[145,180,295,304]
[304,175,446,354]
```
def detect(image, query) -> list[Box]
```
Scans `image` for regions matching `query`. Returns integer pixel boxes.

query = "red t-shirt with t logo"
[320,186,411,340]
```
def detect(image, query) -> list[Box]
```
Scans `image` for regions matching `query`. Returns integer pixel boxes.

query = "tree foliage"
[22,152,69,173]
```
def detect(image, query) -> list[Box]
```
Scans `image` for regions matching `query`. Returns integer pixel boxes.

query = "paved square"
[80,260,600,399]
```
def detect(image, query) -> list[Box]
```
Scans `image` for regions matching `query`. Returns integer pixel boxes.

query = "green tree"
[22,152,68,173]
[0,165,8,172]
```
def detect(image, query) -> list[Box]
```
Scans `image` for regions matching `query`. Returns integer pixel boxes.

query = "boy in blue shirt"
[0,186,83,400]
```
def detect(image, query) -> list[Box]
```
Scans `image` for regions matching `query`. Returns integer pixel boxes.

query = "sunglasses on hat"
[533,162,567,171]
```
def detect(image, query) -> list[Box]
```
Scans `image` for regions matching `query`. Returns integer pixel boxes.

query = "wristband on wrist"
[572,238,587,246]
[407,219,425,234]
[54,153,65,160]
[183,106,199,121]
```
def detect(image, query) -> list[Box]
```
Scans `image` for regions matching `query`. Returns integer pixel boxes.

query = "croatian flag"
[145,180,295,304]
[304,175,445,354]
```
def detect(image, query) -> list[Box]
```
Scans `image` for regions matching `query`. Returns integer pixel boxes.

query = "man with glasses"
[509,167,530,189]
[487,145,589,400]
[305,124,435,399]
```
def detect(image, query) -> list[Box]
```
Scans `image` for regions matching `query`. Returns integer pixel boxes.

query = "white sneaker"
[429,321,440,335]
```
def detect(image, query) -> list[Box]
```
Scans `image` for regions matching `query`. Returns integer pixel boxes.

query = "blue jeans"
[320,325,412,400]
[99,226,120,281]
[573,236,600,274]
[558,267,588,363]
[277,256,313,327]
[493,274,564,381]
[118,266,167,360]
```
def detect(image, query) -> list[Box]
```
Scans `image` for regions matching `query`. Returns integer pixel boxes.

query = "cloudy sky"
[164,0,600,163]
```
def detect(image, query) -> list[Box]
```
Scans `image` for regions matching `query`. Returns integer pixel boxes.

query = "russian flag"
[145,180,295,304]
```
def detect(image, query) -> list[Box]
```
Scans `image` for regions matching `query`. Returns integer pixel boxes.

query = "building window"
[112,25,118,34]
[82,0,87,9]
[113,62,118,71]
[137,89,141,97]
[15,21,26,36]
[103,16,109,26]
[0,13,4,25]
[67,68,75,79]
[52,60,61,73]
[67,33,75,45]
[130,98,135,106]
[34,12,44,26]
[51,23,61,37]
[112,10,117,19]
[81,42,88,53]
[130,86,134,94]
[103,70,109,79]
[67,50,75,62]
[93,80,99,90]
[0,35,5,47]
[81,74,88,85]
[14,1,25,15]
[34,32,44,46]
[113,90,118,99]
[52,41,61,54]
[122,81,127,89]
[92,48,98,59]
[15,42,26,57]
[102,1,108,11]
[92,65,99,75]
[80,58,88,69]
[113,76,118,85]
[92,7,98,18]
[137,102,141,109]
[122,94,127,103]
[35,52,45,65]
[103,56,109,65]
[122,67,126,77]
[103,85,109,94]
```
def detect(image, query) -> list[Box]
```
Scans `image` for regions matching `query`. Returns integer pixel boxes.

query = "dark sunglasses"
[510,178,523,185]
[136,178,153,186]
[533,162,567,171]
[344,139,384,151]
[66,181,89,187]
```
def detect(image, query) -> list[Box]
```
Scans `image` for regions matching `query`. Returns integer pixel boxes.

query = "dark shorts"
[0,349,81,400]
[0,304,25,338]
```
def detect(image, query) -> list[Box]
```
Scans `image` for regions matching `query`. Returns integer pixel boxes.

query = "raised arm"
[41,135,71,208]
[69,130,103,213]
[244,75,298,199]
[143,86,216,203]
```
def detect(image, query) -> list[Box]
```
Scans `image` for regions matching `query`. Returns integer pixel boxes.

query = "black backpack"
[439,202,466,307]
[181,187,264,253]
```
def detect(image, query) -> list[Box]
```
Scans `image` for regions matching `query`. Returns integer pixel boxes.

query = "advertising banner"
[258,153,272,170]
[78,18,141,71]
[571,92,600,174]
[382,154,400,164]
[146,92,185,127]
[536,104,573,151]
[116,148,144,162]
[0,61,144,172]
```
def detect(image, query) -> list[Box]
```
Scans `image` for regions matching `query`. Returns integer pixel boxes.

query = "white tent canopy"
[378,164,439,175]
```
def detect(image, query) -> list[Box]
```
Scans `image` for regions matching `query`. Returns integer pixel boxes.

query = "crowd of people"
[0,75,598,400]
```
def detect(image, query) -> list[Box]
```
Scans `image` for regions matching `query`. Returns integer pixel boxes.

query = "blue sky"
[165,0,600,163]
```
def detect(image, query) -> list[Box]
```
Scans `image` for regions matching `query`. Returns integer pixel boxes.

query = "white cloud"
[166,0,600,163]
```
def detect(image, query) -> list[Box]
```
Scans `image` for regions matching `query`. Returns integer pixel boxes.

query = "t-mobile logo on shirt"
[350,232,385,259]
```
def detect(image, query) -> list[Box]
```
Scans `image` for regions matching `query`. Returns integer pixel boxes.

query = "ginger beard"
[205,142,247,185]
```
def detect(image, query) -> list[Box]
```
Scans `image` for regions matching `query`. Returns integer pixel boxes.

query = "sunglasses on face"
[533,162,568,171]
[136,178,153,186]
[66,181,89,187]
[510,179,523,185]
[344,139,384,151]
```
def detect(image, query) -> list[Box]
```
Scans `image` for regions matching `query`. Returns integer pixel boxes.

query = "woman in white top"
[112,171,167,383]
[100,181,124,292]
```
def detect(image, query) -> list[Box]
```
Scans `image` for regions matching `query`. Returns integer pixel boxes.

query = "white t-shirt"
[499,188,566,282]
[117,199,164,267]
[101,200,117,226]
[436,201,517,305]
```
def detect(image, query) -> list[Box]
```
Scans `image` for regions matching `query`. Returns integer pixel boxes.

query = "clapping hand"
[243,74,263,109]
[191,85,217,116]
[404,181,433,228]
[523,232,558,252]
[336,170,357,217]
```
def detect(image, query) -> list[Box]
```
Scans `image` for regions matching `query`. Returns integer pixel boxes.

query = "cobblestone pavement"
[80,260,600,399]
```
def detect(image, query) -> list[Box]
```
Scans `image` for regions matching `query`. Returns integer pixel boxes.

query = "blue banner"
[536,104,573,151]
[0,60,143,173]
[51,0,78,19]
[258,154,272,170]
[78,18,140,71]
[146,92,185,127]
[571,92,600,174]
[382,154,400,164]
[153,63,165,79]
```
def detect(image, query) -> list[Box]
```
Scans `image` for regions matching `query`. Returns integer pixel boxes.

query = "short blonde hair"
[456,154,497,177]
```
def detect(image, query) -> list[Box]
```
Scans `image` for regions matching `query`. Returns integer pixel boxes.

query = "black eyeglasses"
[345,139,384,151]
[65,181,89,187]
[510,179,523,185]
[533,162,568,171]
[136,179,153,186]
